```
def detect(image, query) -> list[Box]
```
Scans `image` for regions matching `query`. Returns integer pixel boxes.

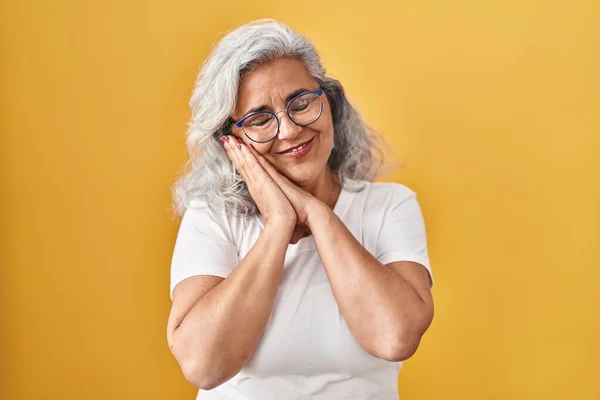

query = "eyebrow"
[240,87,314,117]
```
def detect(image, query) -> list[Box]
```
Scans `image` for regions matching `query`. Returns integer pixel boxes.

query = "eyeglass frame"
[231,88,324,144]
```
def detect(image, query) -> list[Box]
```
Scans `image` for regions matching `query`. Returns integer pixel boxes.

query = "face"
[231,58,334,187]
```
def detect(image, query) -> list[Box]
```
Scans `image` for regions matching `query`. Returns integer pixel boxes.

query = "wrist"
[264,216,296,232]
[305,200,334,231]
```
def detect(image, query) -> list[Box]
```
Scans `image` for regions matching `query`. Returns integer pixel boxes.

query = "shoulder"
[182,197,262,251]
[346,179,417,205]
[369,181,416,199]
[178,198,237,238]
[185,197,225,220]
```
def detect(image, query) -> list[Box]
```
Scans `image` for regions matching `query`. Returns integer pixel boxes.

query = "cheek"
[315,113,334,141]
[241,136,272,155]
[317,103,334,134]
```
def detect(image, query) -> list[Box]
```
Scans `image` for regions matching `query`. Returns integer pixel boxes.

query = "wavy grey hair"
[172,19,390,216]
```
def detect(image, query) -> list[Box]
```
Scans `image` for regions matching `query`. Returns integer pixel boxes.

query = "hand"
[221,136,296,228]
[247,146,322,228]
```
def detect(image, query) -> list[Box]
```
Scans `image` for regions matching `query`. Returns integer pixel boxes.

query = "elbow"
[168,337,238,390]
[180,359,233,390]
[378,336,420,362]
[377,306,434,362]
[369,327,424,362]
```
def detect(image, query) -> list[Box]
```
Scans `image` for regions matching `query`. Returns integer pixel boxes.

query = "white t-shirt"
[170,180,433,400]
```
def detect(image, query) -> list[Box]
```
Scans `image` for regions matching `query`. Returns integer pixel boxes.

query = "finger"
[220,136,236,163]
[228,137,271,185]
[247,147,307,198]
[222,136,247,178]
[249,146,286,184]
[248,146,272,172]
[254,153,294,190]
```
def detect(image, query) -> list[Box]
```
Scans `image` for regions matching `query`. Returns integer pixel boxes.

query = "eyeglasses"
[232,89,324,144]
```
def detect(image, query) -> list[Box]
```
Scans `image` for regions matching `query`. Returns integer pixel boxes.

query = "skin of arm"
[247,145,434,362]
[306,202,434,361]
[167,218,295,389]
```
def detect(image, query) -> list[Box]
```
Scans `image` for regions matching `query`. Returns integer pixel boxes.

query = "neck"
[297,168,341,210]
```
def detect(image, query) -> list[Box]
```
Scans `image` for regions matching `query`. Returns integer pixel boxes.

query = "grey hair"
[172,19,390,216]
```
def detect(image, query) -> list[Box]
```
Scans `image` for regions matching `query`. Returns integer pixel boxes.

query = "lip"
[277,137,315,158]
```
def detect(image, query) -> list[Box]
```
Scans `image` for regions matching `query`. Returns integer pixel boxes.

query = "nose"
[276,112,302,141]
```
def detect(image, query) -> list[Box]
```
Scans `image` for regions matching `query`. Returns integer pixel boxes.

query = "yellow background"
[1,0,599,399]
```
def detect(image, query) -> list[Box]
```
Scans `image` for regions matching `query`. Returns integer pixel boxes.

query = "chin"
[280,167,317,185]
[280,160,329,187]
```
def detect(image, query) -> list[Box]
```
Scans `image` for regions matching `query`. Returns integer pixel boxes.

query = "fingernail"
[218,137,225,144]
[237,144,242,150]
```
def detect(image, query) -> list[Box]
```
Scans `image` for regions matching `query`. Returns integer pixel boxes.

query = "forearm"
[307,203,431,361]
[172,219,293,387]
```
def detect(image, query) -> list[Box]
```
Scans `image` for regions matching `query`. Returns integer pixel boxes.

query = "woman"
[167,19,434,400]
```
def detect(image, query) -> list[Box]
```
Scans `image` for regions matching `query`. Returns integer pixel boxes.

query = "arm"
[234,139,434,361]
[168,137,298,390]
[167,218,294,390]
[307,203,434,361]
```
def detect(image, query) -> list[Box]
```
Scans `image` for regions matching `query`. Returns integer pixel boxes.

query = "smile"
[278,137,315,158]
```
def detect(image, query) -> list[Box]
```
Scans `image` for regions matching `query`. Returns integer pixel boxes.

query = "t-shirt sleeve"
[375,185,433,285]
[170,201,239,299]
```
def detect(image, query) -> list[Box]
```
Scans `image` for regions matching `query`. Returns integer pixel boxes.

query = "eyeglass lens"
[241,92,322,142]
